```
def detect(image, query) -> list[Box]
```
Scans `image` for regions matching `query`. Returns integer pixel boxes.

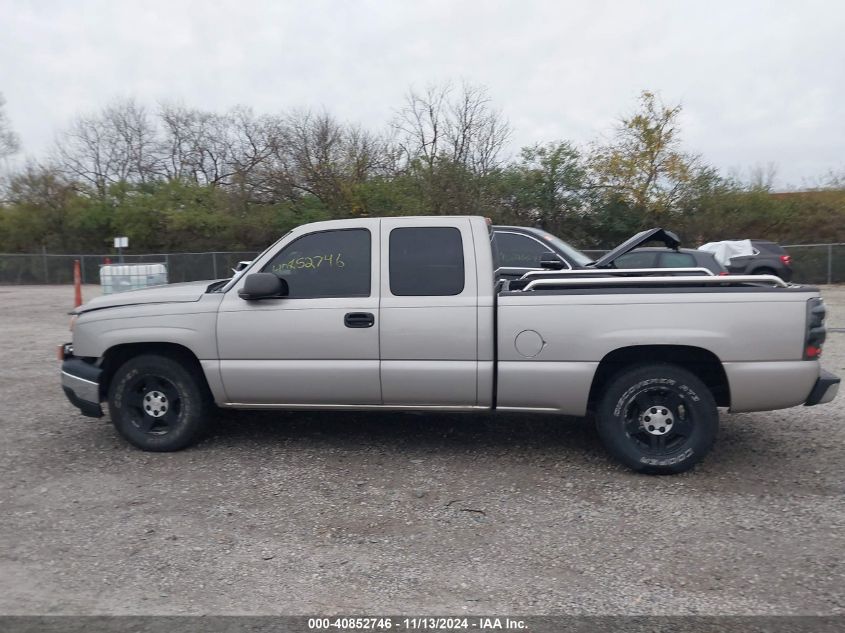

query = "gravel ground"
[0,284,843,615]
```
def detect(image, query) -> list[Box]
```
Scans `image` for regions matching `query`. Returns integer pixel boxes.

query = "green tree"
[1,165,84,252]
[495,142,585,234]
[590,91,716,226]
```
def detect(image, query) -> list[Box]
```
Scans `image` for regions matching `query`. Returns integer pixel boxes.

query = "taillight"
[804,298,826,359]
[718,271,730,276]
[781,254,792,266]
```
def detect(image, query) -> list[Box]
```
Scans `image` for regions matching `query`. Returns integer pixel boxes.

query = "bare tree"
[0,92,21,161]
[227,106,284,192]
[263,110,389,212]
[392,81,510,176]
[54,98,158,195]
[157,102,197,181]
[748,162,778,191]
[390,81,510,213]
[393,84,449,172]
[107,99,159,182]
[158,103,281,193]
[41,85,507,216]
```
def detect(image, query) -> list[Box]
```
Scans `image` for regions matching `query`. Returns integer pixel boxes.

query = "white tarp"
[697,239,755,267]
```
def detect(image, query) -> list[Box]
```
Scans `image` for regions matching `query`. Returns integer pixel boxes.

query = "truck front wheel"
[596,363,719,474]
[107,354,211,451]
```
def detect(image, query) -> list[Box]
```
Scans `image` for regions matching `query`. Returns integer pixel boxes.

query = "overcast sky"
[1,0,843,189]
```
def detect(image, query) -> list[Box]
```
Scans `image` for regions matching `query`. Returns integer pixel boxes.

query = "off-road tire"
[108,354,211,451]
[596,363,719,474]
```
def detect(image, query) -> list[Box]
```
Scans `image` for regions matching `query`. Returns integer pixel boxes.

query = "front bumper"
[61,348,103,418]
[804,369,840,406]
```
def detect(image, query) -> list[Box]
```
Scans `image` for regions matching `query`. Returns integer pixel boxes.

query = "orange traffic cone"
[73,259,83,307]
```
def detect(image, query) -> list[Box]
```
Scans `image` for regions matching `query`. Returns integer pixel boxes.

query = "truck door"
[379,217,479,406]
[216,221,381,405]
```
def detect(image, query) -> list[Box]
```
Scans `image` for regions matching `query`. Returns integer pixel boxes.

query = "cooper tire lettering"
[597,363,719,475]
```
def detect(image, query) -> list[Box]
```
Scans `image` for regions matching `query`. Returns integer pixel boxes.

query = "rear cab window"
[389,227,465,296]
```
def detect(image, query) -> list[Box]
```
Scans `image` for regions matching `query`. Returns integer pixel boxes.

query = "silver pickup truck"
[60,216,839,474]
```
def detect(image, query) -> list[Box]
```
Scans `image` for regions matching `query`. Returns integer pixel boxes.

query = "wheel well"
[751,266,776,275]
[587,345,730,410]
[98,342,208,400]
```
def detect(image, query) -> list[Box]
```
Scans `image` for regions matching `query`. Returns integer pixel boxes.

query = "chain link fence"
[1,244,844,285]
[0,251,259,285]
[782,244,845,285]
[582,244,845,285]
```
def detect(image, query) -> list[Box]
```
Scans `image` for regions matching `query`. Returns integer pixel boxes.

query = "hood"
[591,228,681,268]
[74,280,217,314]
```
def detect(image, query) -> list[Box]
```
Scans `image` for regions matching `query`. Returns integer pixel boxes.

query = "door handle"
[344,312,375,328]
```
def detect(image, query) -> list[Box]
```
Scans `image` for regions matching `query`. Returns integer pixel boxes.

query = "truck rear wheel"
[596,363,718,474]
[107,354,211,451]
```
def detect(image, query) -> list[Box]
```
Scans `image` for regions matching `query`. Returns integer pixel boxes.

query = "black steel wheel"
[108,354,211,451]
[596,363,718,474]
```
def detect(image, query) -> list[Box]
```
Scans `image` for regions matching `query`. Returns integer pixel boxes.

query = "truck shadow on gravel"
[61,408,826,485]
[201,409,774,472]
[208,409,600,453]
[197,409,827,484]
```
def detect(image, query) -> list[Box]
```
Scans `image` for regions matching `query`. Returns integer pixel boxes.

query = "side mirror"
[540,254,565,270]
[238,273,289,300]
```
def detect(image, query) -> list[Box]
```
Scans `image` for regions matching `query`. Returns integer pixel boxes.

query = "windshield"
[217,231,292,293]
[536,231,594,267]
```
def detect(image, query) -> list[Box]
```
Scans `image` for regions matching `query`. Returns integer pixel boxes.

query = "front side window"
[262,228,371,298]
[493,232,556,268]
[390,227,464,296]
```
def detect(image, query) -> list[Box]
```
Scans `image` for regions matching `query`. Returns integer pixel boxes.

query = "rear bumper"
[61,351,103,418]
[804,369,840,406]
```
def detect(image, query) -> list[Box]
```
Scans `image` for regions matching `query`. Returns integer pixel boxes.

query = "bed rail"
[518,267,717,281]
[518,274,790,292]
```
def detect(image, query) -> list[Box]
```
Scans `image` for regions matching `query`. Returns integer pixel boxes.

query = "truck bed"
[495,280,821,414]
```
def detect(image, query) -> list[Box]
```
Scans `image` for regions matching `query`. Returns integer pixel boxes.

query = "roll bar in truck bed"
[503,267,790,292]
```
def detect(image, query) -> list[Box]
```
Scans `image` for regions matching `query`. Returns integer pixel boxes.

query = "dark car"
[611,247,726,275]
[491,225,720,278]
[724,240,793,281]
